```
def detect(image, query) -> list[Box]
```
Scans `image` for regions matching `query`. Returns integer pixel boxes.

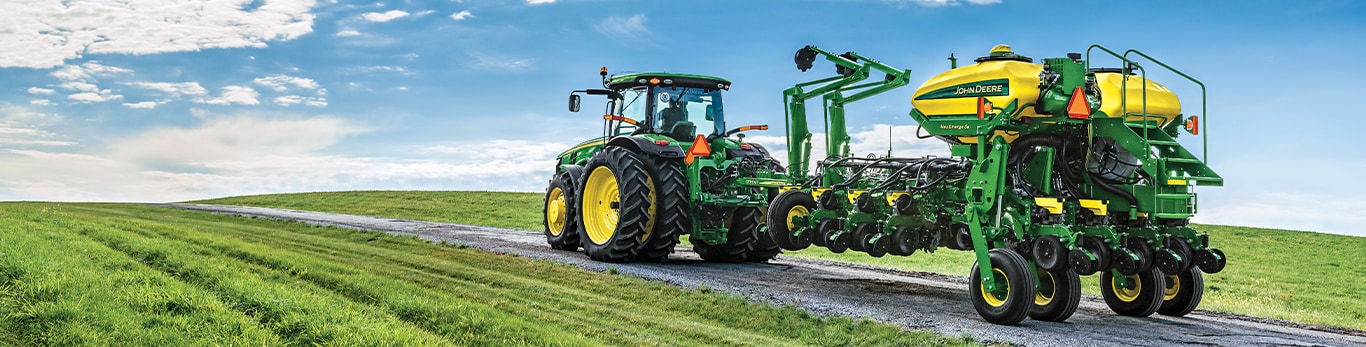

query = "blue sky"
[2,0,1364,236]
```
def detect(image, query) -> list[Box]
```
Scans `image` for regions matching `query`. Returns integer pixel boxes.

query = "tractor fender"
[558,164,586,183]
[606,136,685,159]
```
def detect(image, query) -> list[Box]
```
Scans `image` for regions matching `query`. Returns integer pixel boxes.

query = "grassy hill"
[197,190,1366,331]
[0,202,977,346]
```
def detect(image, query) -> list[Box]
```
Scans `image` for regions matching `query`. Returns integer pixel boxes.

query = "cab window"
[651,86,723,141]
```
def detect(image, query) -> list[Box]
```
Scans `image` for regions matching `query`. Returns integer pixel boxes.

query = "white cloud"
[595,14,649,41]
[0,104,74,147]
[336,29,361,37]
[275,95,303,106]
[450,10,474,20]
[68,91,124,103]
[0,0,318,69]
[526,0,554,4]
[59,81,99,92]
[123,101,159,109]
[0,114,564,202]
[30,100,53,106]
[27,87,55,95]
[202,86,260,105]
[127,82,209,97]
[466,53,532,71]
[362,10,409,22]
[253,74,319,92]
[413,10,436,17]
[50,61,132,81]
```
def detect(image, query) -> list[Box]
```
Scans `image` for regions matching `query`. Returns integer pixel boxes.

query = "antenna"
[887,125,893,157]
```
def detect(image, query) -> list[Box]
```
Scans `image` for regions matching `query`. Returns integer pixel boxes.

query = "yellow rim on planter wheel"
[583,166,620,245]
[1035,270,1056,306]
[546,187,566,236]
[1112,274,1142,302]
[1164,274,1181,301]
[786,205,809,230]
[980,268,1010,307]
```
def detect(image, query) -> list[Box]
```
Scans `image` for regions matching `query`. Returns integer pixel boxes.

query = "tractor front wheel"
[969,248,1036,325]
[542,170,581,250]
[578,147,651,262]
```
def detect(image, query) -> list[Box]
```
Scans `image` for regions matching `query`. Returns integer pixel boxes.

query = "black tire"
[890,226,919,256]
[578,147,651,263]
[1126,237,1157,274]
[543,170,582,251]
[850,222,876,252]
[767,190,816,250]
[1101,268,1166,317]
[969,248,1036,325]
[634,155,690,262]
[1158,267,1204,317]
[1030,267,1081,322]
[695,208,774,262]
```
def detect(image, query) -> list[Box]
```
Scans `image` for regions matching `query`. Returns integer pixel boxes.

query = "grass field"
[199,190,1366,331]
[0,202,980,346]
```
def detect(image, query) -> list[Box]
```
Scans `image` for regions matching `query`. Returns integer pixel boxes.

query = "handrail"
[1086,45,1209,163]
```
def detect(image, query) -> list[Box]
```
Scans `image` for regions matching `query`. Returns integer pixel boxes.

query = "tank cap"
[976,44,1033,63]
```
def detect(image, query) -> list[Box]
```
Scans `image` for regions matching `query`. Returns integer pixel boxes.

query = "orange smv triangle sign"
[684,134,711,165]
[1066,86,1090,119]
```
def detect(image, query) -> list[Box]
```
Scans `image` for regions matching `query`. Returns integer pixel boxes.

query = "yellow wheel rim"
[979,268,1010,307]
[546,187,566,236]
[1164,274,1181,301]
[785,205,810,230]
[583,166,620,245]
[1112,274,1142,302]
[1035,270,1056,306]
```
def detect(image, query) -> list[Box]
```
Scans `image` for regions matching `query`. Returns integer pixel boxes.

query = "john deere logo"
[915,79,1010,100]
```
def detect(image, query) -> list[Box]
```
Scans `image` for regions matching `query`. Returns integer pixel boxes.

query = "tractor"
[542,68,788,263]
[765,44,1226,325]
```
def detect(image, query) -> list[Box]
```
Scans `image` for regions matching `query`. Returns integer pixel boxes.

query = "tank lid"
[975,44,1033,63]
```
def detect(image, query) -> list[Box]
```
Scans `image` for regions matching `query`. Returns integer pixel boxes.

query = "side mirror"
[569,94,581,112]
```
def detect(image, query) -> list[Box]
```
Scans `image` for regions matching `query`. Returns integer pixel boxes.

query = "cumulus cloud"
[595,14,649,41]
[253,74,319,92]
[336,29,361,37]
[362,10,409,22]
[0,0,318,69]
[450,10,474,20]
[202,86,260,105]
[68,92,124,103]
[413,10,436,17]
[50,61,132,81]
[27,87,55,95]
[526,0,555,4]
[30,100,53,106]
[273,95,327,107]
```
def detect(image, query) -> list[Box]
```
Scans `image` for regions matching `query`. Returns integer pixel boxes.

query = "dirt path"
[164,204,1366,347]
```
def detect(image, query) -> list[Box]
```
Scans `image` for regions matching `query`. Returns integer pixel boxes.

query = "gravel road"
[163,203,1366,347]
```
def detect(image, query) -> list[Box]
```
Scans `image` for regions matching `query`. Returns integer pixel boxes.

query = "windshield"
[615,87,648,136]
[651,86,723,140]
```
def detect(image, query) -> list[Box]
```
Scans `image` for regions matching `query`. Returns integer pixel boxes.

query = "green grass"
[0,202,980,346]
[197,190,1366,331]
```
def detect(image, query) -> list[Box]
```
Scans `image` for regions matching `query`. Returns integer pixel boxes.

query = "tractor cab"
[607,73,731,141]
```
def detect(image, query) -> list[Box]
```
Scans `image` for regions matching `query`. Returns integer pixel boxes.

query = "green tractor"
[542,68,788,263]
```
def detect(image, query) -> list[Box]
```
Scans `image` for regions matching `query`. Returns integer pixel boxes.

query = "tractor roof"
[607,72,731,91]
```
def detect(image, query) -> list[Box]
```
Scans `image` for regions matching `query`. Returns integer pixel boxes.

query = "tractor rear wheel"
[1101,268,1165,317]
[766,189,816,250]
[578,147,651,263]
[543,170,581,250]
[1030,267,1081,322]
[695,208,775,262]
[1158,267,1204,317]
[970,248,1036,325]
[634,155,689,262]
